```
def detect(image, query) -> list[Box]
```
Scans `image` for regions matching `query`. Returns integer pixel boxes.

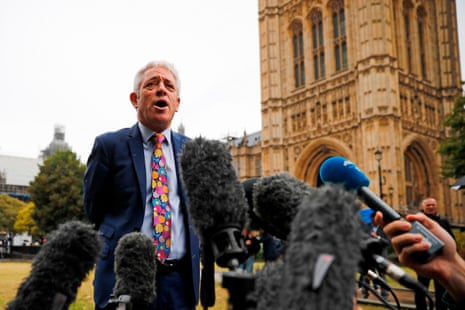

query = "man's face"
[422,198,438,215]
[130,66,180,132]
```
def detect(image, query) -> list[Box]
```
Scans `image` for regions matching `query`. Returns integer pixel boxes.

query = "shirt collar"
[138,122,172,145]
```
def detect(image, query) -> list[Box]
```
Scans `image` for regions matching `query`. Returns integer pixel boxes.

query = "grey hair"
[133,60,181,96]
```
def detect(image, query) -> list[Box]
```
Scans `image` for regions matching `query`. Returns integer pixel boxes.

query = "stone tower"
[40,124,71,159]
[249,0,464,223]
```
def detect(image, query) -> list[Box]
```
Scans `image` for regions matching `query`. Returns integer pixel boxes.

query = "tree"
[438,95,465,178]
[0,194,26,232]
[14,202,42,236]
[28,150,87,233]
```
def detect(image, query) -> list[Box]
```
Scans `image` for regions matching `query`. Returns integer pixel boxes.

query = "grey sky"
[0,1,464,162]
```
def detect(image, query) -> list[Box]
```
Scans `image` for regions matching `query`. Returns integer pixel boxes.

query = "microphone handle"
[200,244,216,307]
[358,187,444,261]
[372,254,430,294]
[357,187,400,222]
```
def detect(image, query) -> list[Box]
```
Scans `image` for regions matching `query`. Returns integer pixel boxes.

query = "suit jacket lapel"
[128,124,146,209]
[170,132,190,214]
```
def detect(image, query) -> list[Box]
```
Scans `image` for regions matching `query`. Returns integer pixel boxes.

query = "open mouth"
[155,100,168,108]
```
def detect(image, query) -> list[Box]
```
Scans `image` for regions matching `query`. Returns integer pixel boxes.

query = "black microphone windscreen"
[242,178,265,230]
[247,263,284,310]
[113,232,157,307]
[180,137,247,238]
[279,184,362,309]
[7,220,102,310]
[253,172,317,240]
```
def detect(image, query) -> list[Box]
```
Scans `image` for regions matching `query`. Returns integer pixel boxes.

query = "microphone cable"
[359,269,400,310]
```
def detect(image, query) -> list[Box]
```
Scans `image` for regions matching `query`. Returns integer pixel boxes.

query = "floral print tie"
[152,133,171,261]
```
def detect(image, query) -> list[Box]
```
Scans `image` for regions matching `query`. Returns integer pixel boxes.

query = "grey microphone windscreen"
[7,221,102,310]
[113,232,157,307]
[279,184,361,309]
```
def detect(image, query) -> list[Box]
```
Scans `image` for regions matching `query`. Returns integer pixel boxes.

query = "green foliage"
[0,195,26,232]
[28,150,87,233]
[438,95,465,178]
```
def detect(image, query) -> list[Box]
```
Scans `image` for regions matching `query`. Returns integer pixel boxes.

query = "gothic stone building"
[230,0,464,225]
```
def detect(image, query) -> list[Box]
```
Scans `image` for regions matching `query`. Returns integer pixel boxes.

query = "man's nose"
[156,86,167,96]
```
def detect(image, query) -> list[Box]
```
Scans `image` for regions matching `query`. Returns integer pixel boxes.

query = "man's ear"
[175,97,180,112]
[130,92,138,109]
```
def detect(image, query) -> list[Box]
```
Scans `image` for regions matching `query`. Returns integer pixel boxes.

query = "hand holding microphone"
[375,211,465,308]
[320,156,444,262]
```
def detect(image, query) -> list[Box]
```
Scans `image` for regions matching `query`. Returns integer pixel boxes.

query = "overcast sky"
[1,1,464,162]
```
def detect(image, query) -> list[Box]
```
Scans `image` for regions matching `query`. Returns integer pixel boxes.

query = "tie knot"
[154,133,165,144]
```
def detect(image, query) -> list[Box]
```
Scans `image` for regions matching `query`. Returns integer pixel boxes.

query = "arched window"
[311,9,325,80]
[292,22,305,88]
[404,146,431,212]
[331,0,347,71]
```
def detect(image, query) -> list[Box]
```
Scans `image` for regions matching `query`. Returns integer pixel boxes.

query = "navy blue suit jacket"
[83,123,200,308]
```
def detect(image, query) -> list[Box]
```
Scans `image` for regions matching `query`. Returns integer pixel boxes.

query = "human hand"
[374,212,457,281]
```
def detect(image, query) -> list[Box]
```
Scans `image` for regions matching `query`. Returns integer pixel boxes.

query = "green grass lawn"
[0,260,229,310]
[1,260,414,309]
[1,261,97,310]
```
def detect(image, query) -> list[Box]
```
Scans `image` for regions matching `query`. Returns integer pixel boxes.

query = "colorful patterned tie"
[151,133,171,261]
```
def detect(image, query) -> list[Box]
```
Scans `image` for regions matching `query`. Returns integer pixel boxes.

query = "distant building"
[230,0,464,225]
[40,124,71,159]
[228,131,262,180]
[0,155,41,200]
[1,124,72,200]
[177,123,185,135]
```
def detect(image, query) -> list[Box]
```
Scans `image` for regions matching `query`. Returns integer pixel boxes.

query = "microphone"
[248,171,429,307]
[320,156,444,261]
[372,254,430,294]
[110,232,157,310]
[7,220,102,310]
[180,137,249,308]
[359,235,430,297]
[251,172,317,240]
[247,174,427,308]
[242,178,263,230]
[246,262,284,310]
[278,184,362,309]
[180,136,248,267]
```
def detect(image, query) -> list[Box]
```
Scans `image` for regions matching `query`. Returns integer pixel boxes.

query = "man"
[415,197,455,310]
[240,226,261,273]
[260,230,282,264]
[359,210,390,299]
[84,60,200,310]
